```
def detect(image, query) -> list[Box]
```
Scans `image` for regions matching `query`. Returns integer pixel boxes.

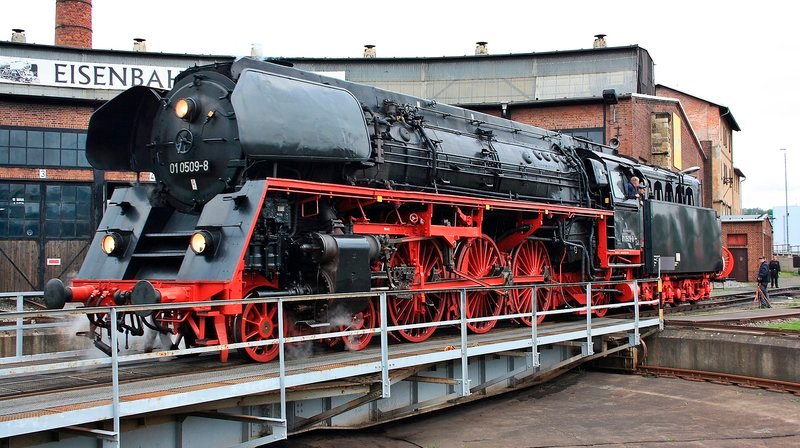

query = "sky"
[2,0,798,211]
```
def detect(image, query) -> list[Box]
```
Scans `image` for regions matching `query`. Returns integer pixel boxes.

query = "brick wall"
[55,0,92,49]
[656,86,720,142]
[722,219,774,281]
[0,100,94,129]
[509,103,605,134]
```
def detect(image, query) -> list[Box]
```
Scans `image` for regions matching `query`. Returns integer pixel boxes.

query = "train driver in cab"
[625,176,645,200]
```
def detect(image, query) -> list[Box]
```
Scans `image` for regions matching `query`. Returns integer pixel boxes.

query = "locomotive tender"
[44,57,731,362]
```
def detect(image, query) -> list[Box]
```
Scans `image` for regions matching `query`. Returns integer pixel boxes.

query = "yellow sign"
[672,112,682,170]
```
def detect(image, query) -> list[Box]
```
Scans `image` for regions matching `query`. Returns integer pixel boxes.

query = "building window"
[559,128,604,144]
[0,126,90,168]
[727,233,746,246]
[0,182,92,239]
[0,183,40,237]
[44,185,93,238]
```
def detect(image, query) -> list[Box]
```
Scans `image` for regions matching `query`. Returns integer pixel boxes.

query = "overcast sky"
[3,0,798,211]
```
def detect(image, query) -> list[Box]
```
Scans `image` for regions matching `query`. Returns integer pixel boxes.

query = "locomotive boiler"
[44,57,732,362]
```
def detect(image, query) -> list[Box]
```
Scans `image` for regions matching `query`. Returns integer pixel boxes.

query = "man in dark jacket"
[769,255,781,288]
[625,177,640,199]
[756,256,771,308]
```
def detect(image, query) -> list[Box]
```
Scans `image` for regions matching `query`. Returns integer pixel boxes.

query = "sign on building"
[0,56,185,90]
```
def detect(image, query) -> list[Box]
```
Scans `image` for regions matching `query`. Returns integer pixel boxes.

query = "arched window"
[654,181,663,201]
[686,187,694,205]
[676,186,684,204]
[665,183,674,202]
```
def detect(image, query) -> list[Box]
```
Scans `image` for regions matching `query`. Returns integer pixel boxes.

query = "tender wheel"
[388,241,448,342]
[233,301,279,363]
[511,240,552,325]
[457,235,506,334]
[341,299,376,351]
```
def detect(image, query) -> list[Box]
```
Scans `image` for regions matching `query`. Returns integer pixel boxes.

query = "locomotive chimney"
[132,38,146,52]
[475,41,489,55]
[11,29,26,43]
[55,0,92,48]
[363,44,376,58]
[250,43,263,58]
[593,34,607,48]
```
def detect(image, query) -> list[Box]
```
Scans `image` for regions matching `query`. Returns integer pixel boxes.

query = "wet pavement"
[285,370,800,448]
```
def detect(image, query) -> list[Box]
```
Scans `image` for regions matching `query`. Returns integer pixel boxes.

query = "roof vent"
[593,34,607,49]
[11,29,26,43]
[133,38,146,52]
[475,41,488,55]
[363,44,376,58]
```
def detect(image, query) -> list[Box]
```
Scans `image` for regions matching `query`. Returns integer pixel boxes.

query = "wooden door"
[729,247,748,282]
[0,240,40,291]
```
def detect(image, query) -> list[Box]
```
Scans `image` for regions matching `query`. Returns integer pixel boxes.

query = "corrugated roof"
[720,214,770,222]
[278,45,645,63]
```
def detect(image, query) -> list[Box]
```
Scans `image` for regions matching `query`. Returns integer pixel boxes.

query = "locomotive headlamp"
[190,230,216,255]
[101,232,124,256]
[174,98,197,121]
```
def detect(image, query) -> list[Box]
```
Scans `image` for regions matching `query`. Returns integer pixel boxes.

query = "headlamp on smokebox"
[174,97,197,121]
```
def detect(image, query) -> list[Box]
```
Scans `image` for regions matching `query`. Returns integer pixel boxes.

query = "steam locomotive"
[44,57,732,362]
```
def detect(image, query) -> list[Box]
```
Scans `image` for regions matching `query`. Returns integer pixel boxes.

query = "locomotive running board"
[263,177,613,219]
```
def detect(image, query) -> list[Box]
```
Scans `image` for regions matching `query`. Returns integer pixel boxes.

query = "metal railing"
[0,279,660,446]
[773,244,800,255]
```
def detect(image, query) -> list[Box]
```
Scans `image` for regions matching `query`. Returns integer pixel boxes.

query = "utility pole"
[780,148,789,252]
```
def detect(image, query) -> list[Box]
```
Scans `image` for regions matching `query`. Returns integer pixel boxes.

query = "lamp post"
[780,148,789,252]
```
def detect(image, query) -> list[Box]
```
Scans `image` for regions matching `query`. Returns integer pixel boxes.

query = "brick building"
[656,86,743,216]
[720,214,773,282]
[0,0,230,291]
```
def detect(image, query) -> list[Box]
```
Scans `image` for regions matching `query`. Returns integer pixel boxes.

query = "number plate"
[169,160,210,174]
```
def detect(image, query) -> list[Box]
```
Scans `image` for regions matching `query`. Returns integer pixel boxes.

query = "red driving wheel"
[388,240,448,342]
[457,235,505,334]
[511,240,552,325]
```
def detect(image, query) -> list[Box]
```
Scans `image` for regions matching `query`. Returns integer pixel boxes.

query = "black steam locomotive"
[44,58,730,362]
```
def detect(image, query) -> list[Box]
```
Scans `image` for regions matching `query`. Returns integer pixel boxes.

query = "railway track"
[633,285,800,319]
[637,365,800,396]
[666,321,800,335]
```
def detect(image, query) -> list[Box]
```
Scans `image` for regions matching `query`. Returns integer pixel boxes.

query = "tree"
[742,208,773,217]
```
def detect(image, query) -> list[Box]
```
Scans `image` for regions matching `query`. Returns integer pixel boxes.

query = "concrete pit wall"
[644,328,800,383]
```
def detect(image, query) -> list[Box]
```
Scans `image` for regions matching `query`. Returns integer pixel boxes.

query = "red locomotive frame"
[67,178,728,362]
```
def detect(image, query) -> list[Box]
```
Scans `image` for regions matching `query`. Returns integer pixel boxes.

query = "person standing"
[756,256,771,308]
[769,255,781,288]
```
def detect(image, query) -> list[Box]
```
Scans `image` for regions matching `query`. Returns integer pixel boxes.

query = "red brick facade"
[510,103,604,131]
[55,0,93,49]
[722,219,773,281]
[0,100,93,129]
[656,86,741,216]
